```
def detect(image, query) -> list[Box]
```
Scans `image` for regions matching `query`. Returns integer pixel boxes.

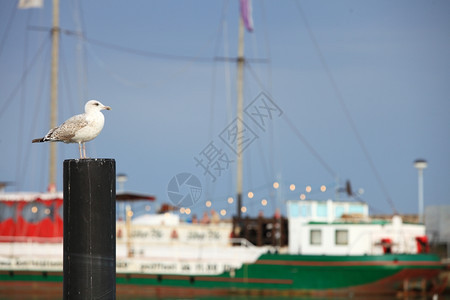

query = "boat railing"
[229,237,256,248]
[0,236,63,244]
[115,236,256,249]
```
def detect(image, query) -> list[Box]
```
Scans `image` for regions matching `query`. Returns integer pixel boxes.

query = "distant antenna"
[345,180,353,196]
[336,180,360,201]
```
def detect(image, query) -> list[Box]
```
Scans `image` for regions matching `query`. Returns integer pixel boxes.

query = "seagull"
[32,100,111,159]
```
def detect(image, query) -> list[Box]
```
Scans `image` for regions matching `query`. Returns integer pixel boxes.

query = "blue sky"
[0,0,449,219]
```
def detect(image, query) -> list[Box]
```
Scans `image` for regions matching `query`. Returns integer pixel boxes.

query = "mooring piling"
[63,158,116,299]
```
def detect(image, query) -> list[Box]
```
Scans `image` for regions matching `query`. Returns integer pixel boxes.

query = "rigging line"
[250,7,276,207]
[222,18,233,128]
[31,26,270,64]
[69,32,216,89]
[246,62,338,183]
[246,146,253,197]
[60,35,76,117]
[250,25,260,66]
[367,203,388,216]
[212,0,231,59]
[60,35,76,165]
[283,113,338,180]
[69,0,87,35]
[258,0,274,173]
[259,0,273,93]
[0,33,50,119]
[206,45,218,204]
[0,0,18,59]
[256,133,271,195]
[249,182,274,193]
[79,41,89,107]
[20,45,51,192]
[206,183,269,202]
[294,1,397,213]
[70,0,89,107]
[80,24,222,88]
[244,62,268,94]
[209,0,230,142]
[82,35,214,63]
[81,34,269,63]
[205,0,230,203]
[221,17,235,197]
[258,0,276,196]
[83,41,147,88]
[16,10,33,191]
[242,51,256,204]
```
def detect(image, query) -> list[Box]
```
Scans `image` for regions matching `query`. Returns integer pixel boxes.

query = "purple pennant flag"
[239,0,254,32]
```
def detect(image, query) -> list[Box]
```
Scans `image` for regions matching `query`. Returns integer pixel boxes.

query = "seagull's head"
[85,100,111,113]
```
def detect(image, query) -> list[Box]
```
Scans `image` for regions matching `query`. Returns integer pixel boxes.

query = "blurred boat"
[0,191,446,297]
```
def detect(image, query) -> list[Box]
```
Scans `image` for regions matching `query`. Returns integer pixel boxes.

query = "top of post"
[64,158,115,166]
[414,159,428,170]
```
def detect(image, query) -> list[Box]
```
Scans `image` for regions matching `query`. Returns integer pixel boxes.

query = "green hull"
[0,253,445,297]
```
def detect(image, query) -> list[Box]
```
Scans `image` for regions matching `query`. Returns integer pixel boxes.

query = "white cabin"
[287,199,426,255]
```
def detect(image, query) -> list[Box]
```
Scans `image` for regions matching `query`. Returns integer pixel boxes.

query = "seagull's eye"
[94,102,99,106]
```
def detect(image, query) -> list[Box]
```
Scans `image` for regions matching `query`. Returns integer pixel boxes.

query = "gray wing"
[46,113,88,142]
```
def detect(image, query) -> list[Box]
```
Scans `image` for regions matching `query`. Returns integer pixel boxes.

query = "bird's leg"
[83,142,87,159]
[78,142,83,159]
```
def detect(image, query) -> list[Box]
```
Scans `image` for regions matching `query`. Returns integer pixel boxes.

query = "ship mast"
[49,0,60,190]
[236,18,245,220]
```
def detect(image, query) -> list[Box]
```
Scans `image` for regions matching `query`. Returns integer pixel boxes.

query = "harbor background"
[0,0,449,298]
[1,0,449,219]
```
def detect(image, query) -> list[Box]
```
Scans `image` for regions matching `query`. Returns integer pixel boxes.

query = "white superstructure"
[287,199,426,255]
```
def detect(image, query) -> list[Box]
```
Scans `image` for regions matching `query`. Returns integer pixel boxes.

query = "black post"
[63,159,116,299]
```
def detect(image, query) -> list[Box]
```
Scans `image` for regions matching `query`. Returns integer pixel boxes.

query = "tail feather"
[32,138,45,143]
[32,127,58,143]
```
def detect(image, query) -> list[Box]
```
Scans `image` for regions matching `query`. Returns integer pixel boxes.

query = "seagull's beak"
[103,105,111,111]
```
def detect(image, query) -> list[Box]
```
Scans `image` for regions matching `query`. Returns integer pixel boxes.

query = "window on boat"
[310,229,322,245]
[349,204,364,214]
[0,202,15,221]
[22,202,49,223]
[289,202,299,217]
[335,229,348,245]
[335,206,345,218]
[316,203,327,217]
[300,203,311,217]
